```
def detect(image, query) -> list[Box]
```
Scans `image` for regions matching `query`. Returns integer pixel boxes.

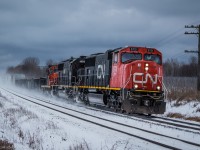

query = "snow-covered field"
[164,100,200,118]
[0,77,200,150]
[0,86,138,150]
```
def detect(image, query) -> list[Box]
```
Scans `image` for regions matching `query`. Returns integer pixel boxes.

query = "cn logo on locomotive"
[97,64,105,79]
[133,73,158,84]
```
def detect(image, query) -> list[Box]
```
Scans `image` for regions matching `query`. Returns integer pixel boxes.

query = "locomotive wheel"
[121,100,132,114]
[103,94,108,105]
[113,101,121,112]
[65,89,75,100]
[108,94,121,111]
[74,94,79,102]
[83,93,90,105]
[75,92,90,105]
[74,92,83,103]
[50,89,58,97]
[120,109,125,113]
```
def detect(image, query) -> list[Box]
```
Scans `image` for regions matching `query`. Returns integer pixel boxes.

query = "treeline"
[6,57,53,78]
[7,56,198,78]
[163,56,197,77]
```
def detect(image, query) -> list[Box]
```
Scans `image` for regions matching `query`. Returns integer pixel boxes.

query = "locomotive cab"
[47,65,59,86]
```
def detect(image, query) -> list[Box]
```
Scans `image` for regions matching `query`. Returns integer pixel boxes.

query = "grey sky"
[0,0,200,72]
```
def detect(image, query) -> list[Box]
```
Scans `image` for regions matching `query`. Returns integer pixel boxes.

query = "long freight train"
[37,46,166,115]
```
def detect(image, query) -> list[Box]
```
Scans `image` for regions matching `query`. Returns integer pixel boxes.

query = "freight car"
[41,46,166,115]
[15,77,46,89]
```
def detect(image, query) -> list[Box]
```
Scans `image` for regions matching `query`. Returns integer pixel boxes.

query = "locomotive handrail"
[71,76,76,85]
[72,76,78,94]
[122,66,133,100]
[158,77,168,101]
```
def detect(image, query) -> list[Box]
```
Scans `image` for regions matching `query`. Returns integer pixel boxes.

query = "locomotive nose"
[133,61,162,91]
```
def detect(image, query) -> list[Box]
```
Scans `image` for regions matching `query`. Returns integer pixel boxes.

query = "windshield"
[144,54,161,65]
[121,53,142,63]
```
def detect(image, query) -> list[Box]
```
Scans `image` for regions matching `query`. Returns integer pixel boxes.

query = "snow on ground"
[163,100,200,118]
[0,84,163,150]
[0,78,200,149]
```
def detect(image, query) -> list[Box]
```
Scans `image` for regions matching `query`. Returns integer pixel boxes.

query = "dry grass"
[69,140,90,150]
[26,132,42,149]
[167,89,200,102]
[166,113,184,119]
[4,107,38,121]
[164,77,200,102]
[2,107,38,129]
[166,113,200,123]
[186,117,200,122]
[45,121,58,130]
[18,128,24,141]
[0,139,14,150]
[68,140,132,150]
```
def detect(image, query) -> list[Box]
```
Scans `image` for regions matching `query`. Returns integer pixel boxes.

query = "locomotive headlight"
[157,86,161,90]
[145,66,149,71]
[134,84,138,89]
[145,63,149,67]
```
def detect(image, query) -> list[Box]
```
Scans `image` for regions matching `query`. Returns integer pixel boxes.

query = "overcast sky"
[0,0,200,72]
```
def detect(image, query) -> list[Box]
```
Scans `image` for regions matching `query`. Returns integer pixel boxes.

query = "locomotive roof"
[86,47,122,59]
[48,46,161,67]
[85,53,103,59]
[62,55,86,62]
[111,47,123,52]
[91,53,104,56]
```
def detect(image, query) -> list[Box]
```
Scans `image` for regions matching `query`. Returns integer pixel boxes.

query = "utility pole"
[185,24,200,90]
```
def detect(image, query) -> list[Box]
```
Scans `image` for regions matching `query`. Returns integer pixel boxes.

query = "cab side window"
[113,53,118,64]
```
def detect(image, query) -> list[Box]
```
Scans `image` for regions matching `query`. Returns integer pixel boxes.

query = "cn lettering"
[133,73,158,84]
[97,64,105,79]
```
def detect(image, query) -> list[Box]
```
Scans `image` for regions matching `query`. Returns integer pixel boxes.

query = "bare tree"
[21,57,40,78]
[163,56,197,77]
[46,59,54,67]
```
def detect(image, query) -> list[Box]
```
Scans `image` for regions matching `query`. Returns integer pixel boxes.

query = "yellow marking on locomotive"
[134,90,161,93]
[41,85,160,92]
[42,85,121,91]
[78,86,120,90]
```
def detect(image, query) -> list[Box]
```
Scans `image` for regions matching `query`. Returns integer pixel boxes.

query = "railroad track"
[6,87,200,133]
[1,87,200,150]
[151,115,200,128]
[3,87,200,133]
[85,103,200,133]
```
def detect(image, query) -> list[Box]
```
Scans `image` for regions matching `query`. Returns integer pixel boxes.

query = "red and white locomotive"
[42,46,166,115]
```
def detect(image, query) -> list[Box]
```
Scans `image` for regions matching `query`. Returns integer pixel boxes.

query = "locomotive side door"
[110,52,121,87]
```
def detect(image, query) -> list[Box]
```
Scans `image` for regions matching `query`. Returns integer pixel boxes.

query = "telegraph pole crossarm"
[184,50,198,53]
